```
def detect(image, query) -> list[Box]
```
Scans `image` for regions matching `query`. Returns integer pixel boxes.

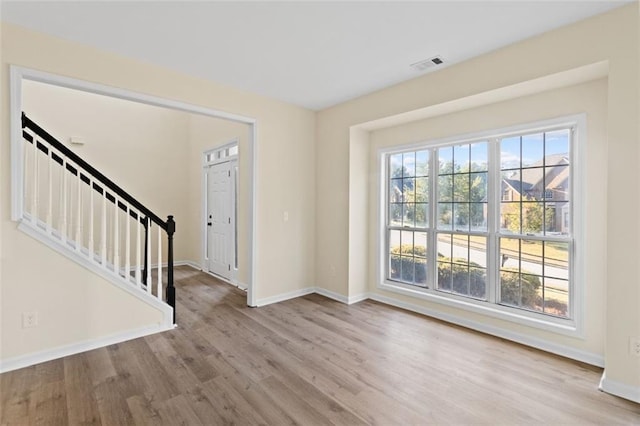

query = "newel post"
[166,215,176,324]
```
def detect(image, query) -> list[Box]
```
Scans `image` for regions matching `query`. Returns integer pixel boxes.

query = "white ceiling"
[1,1,630,110]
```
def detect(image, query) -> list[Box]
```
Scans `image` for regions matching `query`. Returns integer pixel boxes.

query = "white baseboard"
[255,287,316,307]
[0,323,175,374]
[174,260,201,269]
[599,371,640,403]
[367,293,604,367]
[348,292,370,304]
[314,287,350,304]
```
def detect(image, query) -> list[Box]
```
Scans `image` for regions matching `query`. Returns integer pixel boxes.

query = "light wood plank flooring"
[2,266,639,425]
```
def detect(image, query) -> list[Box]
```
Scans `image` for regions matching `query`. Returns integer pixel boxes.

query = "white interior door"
[207,161,232,278]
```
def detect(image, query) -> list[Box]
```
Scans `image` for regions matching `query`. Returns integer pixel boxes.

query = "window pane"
[454,144,469,172]
[549,202,570,234]
[414,232,427,258]
[437,233,453,259]
[416,150,429,177]
[437,203,453,230]
[438,175,452,201]
[415,257,428,286]
[390,178,403,203]
[390,153,404,178]
[500,238,520,271]
[389,203,402,226]
[451,234,469,264]
[501,137,520,170]
[401,257,415,282]
[544,165,569,201]
[500,270,520,307]
[415,177,429,202]
[439,146,453,174]
[543,241,569,280]
[501,170,518,201]
[389,230,401,254]
[452,263,470,296]
[470,267,487,299]
[403,152,416,177]
[470,203,487,231]
[522,201,544,235]
[543,277,569,317]
[453,174,469,201]
[469,172,487,202]
[415,232,428,286]
[403,203,415,228]
[545,129,569,157]
[453,203,469,231]
[521,274,543,311]
[415,203,428,228]
[520,167,543,200]
[470,142,488,172]
[400,230,414,254]
[501,202,521,233]
[438,262,452,292]
[436,234,488,299]
[402,178,415,202]
[390,254,401,280]
[521,133,543,167]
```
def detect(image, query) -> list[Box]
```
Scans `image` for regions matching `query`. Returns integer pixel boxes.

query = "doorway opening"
[10,65,259,306]
[202,142,242,287]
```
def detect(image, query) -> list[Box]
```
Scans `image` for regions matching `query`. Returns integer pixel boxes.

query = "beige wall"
[1,23,316,362]
[368,79,607,357]
[316,4,639,391]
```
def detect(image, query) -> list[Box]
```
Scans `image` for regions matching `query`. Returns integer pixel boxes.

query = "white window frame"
[377,114,586,337]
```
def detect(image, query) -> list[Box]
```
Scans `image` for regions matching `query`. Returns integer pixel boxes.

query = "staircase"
[18,112,176,325]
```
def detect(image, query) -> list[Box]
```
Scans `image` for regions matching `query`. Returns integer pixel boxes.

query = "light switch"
[283,211,289,222]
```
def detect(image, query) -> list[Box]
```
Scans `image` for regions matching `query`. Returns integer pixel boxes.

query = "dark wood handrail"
[22,112,167,230]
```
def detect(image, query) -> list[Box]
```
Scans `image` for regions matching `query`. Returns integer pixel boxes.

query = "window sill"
[378,280,582,338]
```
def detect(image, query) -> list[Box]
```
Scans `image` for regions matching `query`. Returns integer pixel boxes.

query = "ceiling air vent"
[410,55,445,72]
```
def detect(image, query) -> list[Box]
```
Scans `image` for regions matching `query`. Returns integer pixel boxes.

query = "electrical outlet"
[22,311,38,328]
[630,337,640,357]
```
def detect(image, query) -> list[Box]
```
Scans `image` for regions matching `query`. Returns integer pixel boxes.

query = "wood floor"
[1,267,639,425]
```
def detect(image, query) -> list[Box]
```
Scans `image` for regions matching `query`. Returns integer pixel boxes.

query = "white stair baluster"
[46,147,53,233]
[125,204,131,283]
[61,157,67,244]
[146,218,152,294]
[101,188,107,266]
[75,171,82,252]
[113,196,120,275]
[135,213,142,288]
[88,178,94,261]
[31,137,38,224]
[157,225,162,300]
